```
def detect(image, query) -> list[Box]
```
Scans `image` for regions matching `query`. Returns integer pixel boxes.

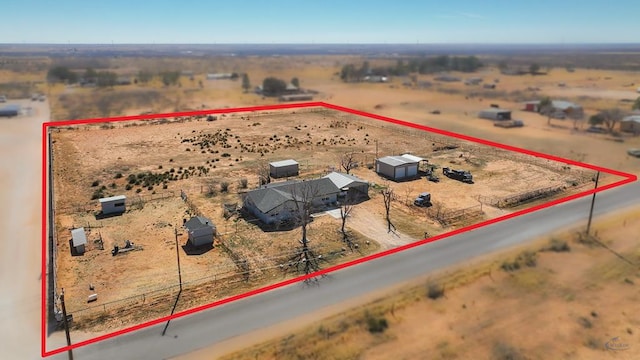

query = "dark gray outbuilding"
[184,216,216,248]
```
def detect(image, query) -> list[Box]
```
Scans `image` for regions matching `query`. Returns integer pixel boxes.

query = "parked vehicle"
[442,167,473,183]
[414,192,432,207]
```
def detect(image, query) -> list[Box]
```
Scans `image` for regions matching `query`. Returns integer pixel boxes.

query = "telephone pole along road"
[48,181,638,360]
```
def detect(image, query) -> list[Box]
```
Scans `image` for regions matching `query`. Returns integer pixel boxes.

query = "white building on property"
[99,195,126,215]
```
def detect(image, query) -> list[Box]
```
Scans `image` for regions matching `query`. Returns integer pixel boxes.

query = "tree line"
[47,66,189,87]
[340,56,483,82]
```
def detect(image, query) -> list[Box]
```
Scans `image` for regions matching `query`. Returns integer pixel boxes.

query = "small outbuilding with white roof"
[269,159,299,178]
[71,227,88,255]
[99,195,126,215]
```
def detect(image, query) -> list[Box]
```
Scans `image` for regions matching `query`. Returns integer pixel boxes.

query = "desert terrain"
[1,49,638,357]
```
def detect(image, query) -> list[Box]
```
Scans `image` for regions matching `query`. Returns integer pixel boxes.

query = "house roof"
[184,216,215,230]
[270,159,299,167]
[246,178,340,213]
[524,100,582,110]
[377,155,418,167]
[71,228,87,247]
[622,115,640,123]
[323,172,368,190]
[99,195,126,203]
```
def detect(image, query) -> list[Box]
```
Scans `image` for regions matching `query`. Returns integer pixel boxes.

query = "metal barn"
[478,108,512,121]
[375,156,419,181]
[99,195,126,215]
[269,159,299,178]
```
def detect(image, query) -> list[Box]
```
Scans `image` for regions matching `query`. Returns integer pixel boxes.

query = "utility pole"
[175,227,182,292]
[60,289,73,360]
[586,171,600,236]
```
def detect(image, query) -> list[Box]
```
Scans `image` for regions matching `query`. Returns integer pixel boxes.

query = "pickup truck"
[414,192,432,207]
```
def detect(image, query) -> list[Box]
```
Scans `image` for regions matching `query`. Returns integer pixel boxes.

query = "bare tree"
[257,160,271,186]
[381,187,396,233]
[340,151,357,174]
[285,181,325,278]
[538,97,554,125]
[339,195,355,249]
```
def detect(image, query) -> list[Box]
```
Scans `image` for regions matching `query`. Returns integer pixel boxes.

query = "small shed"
[71,228,87,255]
[184,216,216,248]
[375,155,419,181]
[99,195,126,215]
[621,115,640,134]
[270,159,299,178]
[479,108,512,121]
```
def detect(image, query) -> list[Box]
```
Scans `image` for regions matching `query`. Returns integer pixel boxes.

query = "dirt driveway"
[340,205,417,250]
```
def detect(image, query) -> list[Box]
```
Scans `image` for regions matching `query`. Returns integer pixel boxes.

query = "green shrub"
[114,173,123,179]
[365,313,389,333]
[427,282,445,300]
[91,180,100,187]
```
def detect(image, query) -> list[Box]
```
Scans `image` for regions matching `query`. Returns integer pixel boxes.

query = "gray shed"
[375,155,419,181]
[621,115,640,134]
[270,159,299,178]
[99,195,126,215]
[71,228,87,254]
[184,216,216,247]
[478,108,512,121]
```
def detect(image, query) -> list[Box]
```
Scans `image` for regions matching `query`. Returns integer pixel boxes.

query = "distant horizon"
[3,42,640,46]
[2,1,639,44]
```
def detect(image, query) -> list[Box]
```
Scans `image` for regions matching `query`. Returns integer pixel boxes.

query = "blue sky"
[1,0,638,44]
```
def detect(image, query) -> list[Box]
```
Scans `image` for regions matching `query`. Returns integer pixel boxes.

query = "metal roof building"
[323,172,369,198]
[375,155,419,181]
[99,195,126,215]
[478,108,512,121]
[184,216,216,248]
[71,227,87,255]
[269,159,299,179]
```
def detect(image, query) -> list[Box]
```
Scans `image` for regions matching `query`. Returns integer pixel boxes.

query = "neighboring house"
[71,227,87,255]
[184,216,216,248]
[243,178,340,225]
[523,100,583,117]
[206,73,233,80]
[364,75,388,83]
[270,159,299,178]
[464,77,483,85]
[479,108,512,121]
[323,172,369,200]
[375,155,420,181]
[621,115,640,134]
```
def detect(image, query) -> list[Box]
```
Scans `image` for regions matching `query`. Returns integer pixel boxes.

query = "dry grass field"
[50,102,600,332]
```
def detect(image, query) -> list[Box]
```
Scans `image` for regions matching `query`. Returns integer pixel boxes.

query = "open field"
[50,104,599,333]
[216,207,640,360]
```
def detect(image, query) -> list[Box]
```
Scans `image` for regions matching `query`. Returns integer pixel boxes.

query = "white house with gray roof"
[243,178,340,225]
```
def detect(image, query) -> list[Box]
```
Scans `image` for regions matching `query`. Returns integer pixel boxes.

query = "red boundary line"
[42,102,637,357]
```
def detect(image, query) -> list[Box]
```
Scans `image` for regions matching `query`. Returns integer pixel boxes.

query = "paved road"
[48,180,638,359]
